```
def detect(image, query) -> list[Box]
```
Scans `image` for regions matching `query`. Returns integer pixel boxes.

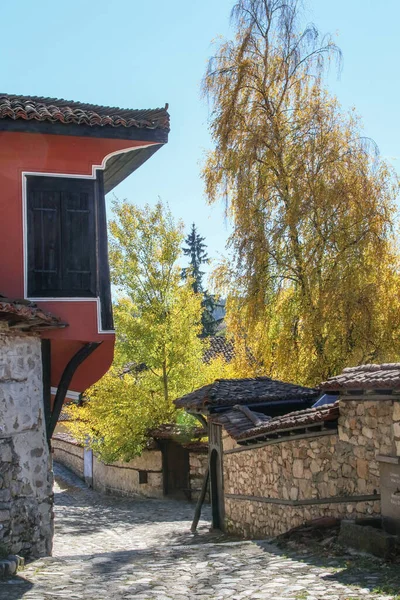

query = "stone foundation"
[225,497,380,538]
[222,399,399,538]
[0,333,53,558]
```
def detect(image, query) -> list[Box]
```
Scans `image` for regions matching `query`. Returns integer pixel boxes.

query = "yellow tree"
[66,201,205,460]
[66,199,255,461]
[204,0,400,385]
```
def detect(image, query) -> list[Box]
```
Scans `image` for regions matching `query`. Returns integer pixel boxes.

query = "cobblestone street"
[0,463,399,600]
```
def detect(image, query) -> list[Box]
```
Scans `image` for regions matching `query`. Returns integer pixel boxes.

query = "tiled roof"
[182,440,208,453]
[0,94,169,130]
[0,296,66,331]
[174,377,319,411]
[149,423,206,440]
[321,364,400,392]
[212,402,339,442]
[203,337,235,363]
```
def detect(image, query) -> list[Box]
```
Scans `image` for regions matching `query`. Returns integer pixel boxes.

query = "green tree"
[66,201,205,461]
[182,223,208,294]
[182,223,218,336]
[204,0,400,385]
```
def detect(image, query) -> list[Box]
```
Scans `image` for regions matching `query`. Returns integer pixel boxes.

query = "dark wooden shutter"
[27,185,62,296]
[27,176,96,297]
[61,184,96,296]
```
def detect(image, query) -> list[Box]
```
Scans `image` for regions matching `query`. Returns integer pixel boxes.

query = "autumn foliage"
[65,201,246,461]
[203,0,400,385]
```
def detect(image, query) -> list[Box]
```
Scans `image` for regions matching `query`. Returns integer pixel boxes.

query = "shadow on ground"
[0,577,33,600]
[254,540,400,597]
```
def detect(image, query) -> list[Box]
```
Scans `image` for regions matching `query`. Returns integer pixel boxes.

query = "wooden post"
[190,466,209,533]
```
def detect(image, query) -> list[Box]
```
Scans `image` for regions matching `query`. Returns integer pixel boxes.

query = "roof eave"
[0,117,169,144]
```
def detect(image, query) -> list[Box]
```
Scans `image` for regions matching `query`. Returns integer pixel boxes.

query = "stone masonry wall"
[394,401,400,457]
[52,436,84,479]
[93,451,163,498]
[0,333,53,558]
[189,451,209,502]
[54,436,208,502]
[223,399,397,538]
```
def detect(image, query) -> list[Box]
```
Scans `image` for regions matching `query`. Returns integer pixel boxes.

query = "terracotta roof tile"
[321,363,400,392]
[0,296,66,331]
[149,423,206,440]
[212,402,339,442]
[0,94,169,131]
[203,337,235,363]
[174,377,318,411]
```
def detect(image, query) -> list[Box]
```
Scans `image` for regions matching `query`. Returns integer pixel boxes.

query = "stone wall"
[53,435,209,501]
[223,398,399,538]
[0,333,53,558]
[52,435,84,479]
[393,401,400,456]
[92,452,164,498]
[189,451,209,502]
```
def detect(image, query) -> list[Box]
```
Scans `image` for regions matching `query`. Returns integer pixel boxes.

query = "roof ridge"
[0,93,168,115]
[342,363,400,373]
[0,94,170,131]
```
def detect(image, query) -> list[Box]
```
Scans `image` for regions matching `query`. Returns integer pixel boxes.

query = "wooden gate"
[162,440,190,499]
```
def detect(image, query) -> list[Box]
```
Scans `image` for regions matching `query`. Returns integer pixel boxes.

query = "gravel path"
[0,462,398,599]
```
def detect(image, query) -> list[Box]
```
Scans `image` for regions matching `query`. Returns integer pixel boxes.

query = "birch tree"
[204,0,400,384]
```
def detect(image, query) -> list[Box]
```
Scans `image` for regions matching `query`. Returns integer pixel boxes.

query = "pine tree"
[182,224,208,293]
[182,224,218,336]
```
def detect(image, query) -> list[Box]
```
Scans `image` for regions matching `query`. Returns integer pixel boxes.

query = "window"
[27,176,96,298]
[138,470,148,484]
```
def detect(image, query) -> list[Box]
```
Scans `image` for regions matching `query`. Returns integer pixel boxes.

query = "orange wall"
[0,131,155,391]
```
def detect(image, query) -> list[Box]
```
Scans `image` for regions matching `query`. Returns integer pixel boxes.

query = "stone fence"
[53,434,208,501]
[223,398,399,538]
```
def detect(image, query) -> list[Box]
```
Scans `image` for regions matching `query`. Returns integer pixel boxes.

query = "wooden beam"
[233,404,266,426]
[191,466,210,533]
[48,342,101,438]
[0,118,169,144]
[224,429,337,454]
[41,339,52,444]
[225,492,380,507]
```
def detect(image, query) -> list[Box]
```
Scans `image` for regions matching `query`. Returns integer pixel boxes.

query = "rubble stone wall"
[92,452,164,498]
[0,333,53,558]
[189,451,209,502]
[53,437,208,502]
[223,399,397,538]
[393,401,400,457]
[52,436,84,478]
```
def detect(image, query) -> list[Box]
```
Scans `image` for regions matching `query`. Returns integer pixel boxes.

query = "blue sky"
[1,0,398,277]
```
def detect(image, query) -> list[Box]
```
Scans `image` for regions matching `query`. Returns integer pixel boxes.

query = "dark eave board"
[104,145,162,193]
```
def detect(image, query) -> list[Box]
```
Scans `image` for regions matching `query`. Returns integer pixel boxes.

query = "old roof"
[212,402,339,443]
[174,377,319,412]
[203,337,235,363]
[0,94,169,130]
[149,423,206,441]
[321,364,400,392]
[0,297,66,332]
[0,94,170,193]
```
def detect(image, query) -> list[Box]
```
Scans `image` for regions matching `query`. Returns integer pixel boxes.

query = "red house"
[0,94,169,437]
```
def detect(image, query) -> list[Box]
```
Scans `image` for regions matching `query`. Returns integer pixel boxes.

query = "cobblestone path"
[0,463,399,599]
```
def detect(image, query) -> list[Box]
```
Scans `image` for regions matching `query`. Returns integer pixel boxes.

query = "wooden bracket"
[48,342,101,439]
